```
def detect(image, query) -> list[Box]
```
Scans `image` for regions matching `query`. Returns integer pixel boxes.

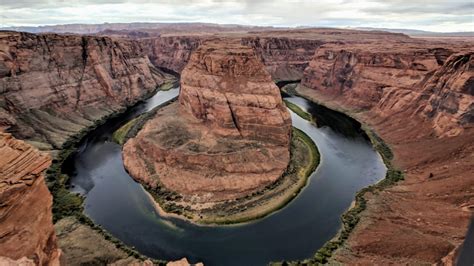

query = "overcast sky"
[1,0,473,32]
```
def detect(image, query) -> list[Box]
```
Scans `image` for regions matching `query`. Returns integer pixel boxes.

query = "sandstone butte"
[0,132,61,265]
[123,40,292,208]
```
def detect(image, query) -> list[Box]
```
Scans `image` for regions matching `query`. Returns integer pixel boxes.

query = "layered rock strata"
[0,132,61,265]
[140,35,322,81]
[301,43,473,137]
[141,36,202,73]
[298,44,474,264]
[123,40,291,207]
[0,31,172,150]
[241,37,322,81]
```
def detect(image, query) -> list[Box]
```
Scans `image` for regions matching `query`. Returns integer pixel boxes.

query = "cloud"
[1,0,473,32]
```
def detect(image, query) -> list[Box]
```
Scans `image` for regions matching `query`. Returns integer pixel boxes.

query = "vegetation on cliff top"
[284,99,313,122]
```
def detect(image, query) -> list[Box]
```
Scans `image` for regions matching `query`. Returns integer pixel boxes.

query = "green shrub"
[284,100,313,122]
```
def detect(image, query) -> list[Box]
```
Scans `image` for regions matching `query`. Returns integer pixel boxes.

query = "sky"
[1,0,473,32]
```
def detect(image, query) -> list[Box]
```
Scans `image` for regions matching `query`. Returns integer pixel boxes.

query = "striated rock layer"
[141,36,202,73]
[179,40,292,145]
[301,43,473,137]
[298,43,474,264]
[241,36,322,81]
[123,40,291,204]
[0,31,172,150]
[0,132,60,265]
[137,34,323,81]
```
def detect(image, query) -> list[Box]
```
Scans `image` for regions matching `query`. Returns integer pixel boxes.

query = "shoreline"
[137,126,321,226]
[48,77,178,264]
[277,84,403,265]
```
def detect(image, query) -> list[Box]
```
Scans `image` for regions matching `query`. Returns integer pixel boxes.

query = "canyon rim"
[0,4,473,265]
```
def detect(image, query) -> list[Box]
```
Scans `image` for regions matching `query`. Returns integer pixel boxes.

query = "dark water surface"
[66,87,386,265]
[457,218,474,266]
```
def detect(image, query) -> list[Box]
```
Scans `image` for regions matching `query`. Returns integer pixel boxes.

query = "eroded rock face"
[297,40,474,265]
[0,31,170,150]
[0,132,60,265]
[413,52,474,136]
[142,36,202,73]
[140,35,322,82]
[241,37,322,81]
[301,43,473,136]
[179,40,292,145]
[123,40,291,204]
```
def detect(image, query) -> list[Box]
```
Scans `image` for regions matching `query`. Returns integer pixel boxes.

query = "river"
[65,86,386,265]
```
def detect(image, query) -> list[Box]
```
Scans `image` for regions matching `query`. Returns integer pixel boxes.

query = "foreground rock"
[123,40,292,221]
[298,46,474,264]
[0,132,61,265]
[0,31,173,151]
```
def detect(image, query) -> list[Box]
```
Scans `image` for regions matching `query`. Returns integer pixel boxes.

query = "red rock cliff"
[301,42,473,136]
[0,31,171,149]
[179,40,292,145]
[0,132,60,265]
[241,36,322,81]
[141,36,202,73]
[138,35,321,82]
[298,40,474,264]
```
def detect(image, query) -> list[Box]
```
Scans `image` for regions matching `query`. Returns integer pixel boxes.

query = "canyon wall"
[241,37,322,81]
[298,40,474,264]
[141,36,202,73]
[0,132,60,265]
[0,31,171,150]
[137,35,322,82]
[301,42,473,136]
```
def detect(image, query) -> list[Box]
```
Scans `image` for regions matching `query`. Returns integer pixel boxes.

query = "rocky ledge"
[0,132,61,265]
[122,40,303,223]
[0,31,174,151]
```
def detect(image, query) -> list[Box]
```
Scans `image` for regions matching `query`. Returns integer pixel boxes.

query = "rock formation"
[241,36,322,81]
[297,40,474,264]
[179,40,292,145]
[0,31,172,150]
[1,26,472,264]
[0,132,61,265]
[141,36,202,73]
[140,35,322,82]
[301,42,473,137]
[123,40,291,206]
[412,52,473,136]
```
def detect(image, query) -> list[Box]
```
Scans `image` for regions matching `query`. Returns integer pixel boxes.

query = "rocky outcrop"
[297,40,474,264]
[302,43,447,109]
[410,52,473,136]
[141,36,202,73]
[241,37,322,81]
[0,31,171,150]
[0,132,60,265]
[179,40,292,145]
[123,40,291,207]
[301,42,473,136]
[139,35,321,82]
